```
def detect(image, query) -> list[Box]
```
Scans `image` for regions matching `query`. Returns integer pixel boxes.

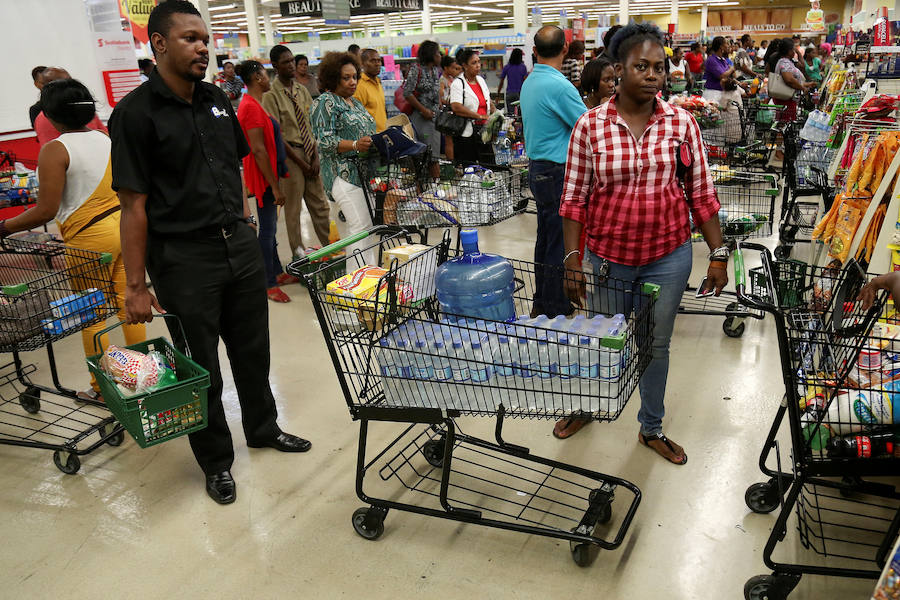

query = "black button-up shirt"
[109,69,250,236]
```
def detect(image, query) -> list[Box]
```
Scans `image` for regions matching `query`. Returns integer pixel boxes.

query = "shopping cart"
[0,236,125,474]
[287,226,657,566]
[734,243,900,599]
[679,170,778,337]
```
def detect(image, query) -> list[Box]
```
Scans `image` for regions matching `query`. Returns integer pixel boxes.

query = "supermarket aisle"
[0,213,880,599]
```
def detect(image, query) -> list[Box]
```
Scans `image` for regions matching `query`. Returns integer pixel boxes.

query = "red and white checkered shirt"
[560,96,719,266]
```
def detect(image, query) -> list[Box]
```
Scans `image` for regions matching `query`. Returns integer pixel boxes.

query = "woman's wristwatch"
[709,245,730,265]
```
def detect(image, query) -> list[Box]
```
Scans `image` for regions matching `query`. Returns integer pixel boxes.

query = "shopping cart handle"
[733,243,779,313]
[288,225,394,271]
[91,313,192,358]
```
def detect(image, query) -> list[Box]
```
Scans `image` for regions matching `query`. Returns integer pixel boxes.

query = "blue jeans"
[586,241,692,436]
[257,187,284,288]
[528,159,572,318]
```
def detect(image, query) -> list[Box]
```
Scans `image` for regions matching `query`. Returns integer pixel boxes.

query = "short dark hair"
[455,47,479,67]
[440,55,457,69]
[603,25,622,50]
[534,25,566,59]
[418,40,440,65]
[690,41,700,51]
[741,34,752,45]
[348,43,360,54]
[138,58,153,70]
[31,66,47,82]
[361,48,378,62]
[41,79,96,130]
[567,40,585,59]
[295,54,308,65]
[318,51,359,92]
[270,44,291,64]
[508,48,524,65]
[609,22,665,63]
[581,57,614,95]
[235,60,264,83]
[147,1,201,56]
[710,36,727,53]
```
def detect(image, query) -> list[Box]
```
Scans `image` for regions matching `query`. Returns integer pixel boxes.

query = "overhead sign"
[323,0,351,24]
[279,0,421,17]
[118,0,158,44]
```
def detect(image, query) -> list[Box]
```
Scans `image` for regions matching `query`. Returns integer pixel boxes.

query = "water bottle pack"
[795,142,834,187]
[800,110,832,143]
[374,311,631,415]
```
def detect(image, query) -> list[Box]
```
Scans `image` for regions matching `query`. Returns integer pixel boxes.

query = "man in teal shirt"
[520,25,587,318]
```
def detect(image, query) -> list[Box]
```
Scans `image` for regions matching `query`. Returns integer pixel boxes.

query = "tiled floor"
[0,214,890,599]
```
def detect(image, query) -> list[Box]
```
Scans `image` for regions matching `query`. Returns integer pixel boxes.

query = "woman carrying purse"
[449,48,494,164]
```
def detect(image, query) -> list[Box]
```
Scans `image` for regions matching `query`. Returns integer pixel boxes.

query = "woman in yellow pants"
[0,79,144,401]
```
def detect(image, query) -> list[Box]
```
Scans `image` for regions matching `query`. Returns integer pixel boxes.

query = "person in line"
[601,26,623,61]
[734,34,756,79]
[110,1,311,506]
[449,48,494,164]
[702,36,736,104]
[668,46,692,89]
[1,78,146,402]
[28,66,47,128]
[34,68,107,145]
[497,48,528,110]
[216,59,243,111]
[294,54,320,100]
[310,51,376,265]
[263,45,331,260]
[803,45,823,83]
[354,48,387,132]
[757,39,769,65]
[560,23,728,461]
[792,35,805,61]
[561,40,585,90]
[138,58,154,83]
[519,25,586,329]
[348,43,361,58]
[684,41,705,82]
[769,37,817,122]
[237,60,293,303]
[439,55,462,161]
[581,57,616,109]
[403,40,443,176]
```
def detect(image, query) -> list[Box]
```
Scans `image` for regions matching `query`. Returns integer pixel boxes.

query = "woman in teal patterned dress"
[310,51,377,264]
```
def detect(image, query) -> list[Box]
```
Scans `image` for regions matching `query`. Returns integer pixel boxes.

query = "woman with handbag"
[449,48,494,164]
[701,36,735,105]
[769,38,817,123]
[402,40,442,177]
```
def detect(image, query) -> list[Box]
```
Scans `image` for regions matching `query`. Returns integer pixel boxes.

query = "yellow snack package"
[325,265,413,309]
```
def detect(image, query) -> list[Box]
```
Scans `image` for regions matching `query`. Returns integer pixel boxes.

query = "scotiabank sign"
[280,0,422,17]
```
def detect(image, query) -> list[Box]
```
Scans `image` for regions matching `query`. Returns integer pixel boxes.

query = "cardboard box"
[381,245,437,302]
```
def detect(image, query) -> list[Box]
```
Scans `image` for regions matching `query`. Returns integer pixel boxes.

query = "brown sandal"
[638,431,687,465]
[553,412,591,439]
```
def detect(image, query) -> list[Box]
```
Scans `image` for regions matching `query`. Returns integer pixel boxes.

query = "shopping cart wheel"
[106,430,126,447]
[422,438,444,468]
[743,573,800,600]
[773,245,791,260]
[19,386,41,414]
[745,480,780,514]
[722,318,746,338]
[569,539,599,567]
[53,450,81,475]
[351,507,385,540]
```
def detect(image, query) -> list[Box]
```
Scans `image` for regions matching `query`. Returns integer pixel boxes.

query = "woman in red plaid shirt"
[559,24,729,465]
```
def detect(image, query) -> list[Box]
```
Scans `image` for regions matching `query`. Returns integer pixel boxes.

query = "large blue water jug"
[435,229,516,322]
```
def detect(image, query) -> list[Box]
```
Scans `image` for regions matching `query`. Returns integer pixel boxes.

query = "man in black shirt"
[109,1,311,506]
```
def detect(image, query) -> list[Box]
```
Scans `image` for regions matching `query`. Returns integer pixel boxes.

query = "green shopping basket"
[86,314,210,448]
[749,260,808,309]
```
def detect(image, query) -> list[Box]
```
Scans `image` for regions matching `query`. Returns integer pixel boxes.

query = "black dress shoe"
[248,432,312,452]
[205,470,236,505]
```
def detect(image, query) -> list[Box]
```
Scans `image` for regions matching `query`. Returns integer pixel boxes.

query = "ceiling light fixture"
[430,3,509,14]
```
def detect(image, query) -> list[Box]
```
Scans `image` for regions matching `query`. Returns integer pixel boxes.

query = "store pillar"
[243,0,261,56]
[263,10,274,47]
[422,0,432,34]
[513,0,528,35]
[618,0,628,26]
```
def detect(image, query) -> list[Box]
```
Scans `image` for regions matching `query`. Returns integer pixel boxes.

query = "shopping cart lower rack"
[735,243,900,598]
[287,227,658,566]
[0,236,125,473]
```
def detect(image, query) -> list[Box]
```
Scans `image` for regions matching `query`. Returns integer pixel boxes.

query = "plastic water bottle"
[535,335,556,399]
[516,335,538,410]
[435,229,516,322]
[459,168,482,226]
[494,334,518,388]
[579,332,600,412]
[468,338,493,411]
[598,330,623,402]
[567,314,587,336]
[377,338,401,405]
[450,338,472,410]
[393,338,415,407]
[557,334,579,410]
[430,337,453,408]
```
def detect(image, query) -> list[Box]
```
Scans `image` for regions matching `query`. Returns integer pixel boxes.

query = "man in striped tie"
[263,45,332,260]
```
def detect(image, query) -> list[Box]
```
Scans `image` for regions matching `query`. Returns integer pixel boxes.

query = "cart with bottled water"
[678,169,777,338]
[734,242,900,599]
[287,226,658,566]
[0,236,126,474]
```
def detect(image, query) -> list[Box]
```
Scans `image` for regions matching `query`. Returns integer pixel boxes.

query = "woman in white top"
[0,79,145,402]
[449,48,495,164]
[667,46,693,89]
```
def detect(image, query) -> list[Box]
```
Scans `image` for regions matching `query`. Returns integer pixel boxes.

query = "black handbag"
[435,78,468,137]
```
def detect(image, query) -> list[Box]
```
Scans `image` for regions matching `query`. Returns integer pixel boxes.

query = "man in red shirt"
[684,42,706,79]
[34,67,107,145]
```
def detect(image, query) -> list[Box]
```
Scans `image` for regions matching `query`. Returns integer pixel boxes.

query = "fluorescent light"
[431,2,508,14]
[209,3,237,11]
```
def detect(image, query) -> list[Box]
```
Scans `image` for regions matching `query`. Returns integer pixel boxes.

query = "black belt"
[153,219,247,241]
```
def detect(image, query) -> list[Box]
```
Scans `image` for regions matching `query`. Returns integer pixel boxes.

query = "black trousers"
[147,222,280,475]
[453,134,492,164]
